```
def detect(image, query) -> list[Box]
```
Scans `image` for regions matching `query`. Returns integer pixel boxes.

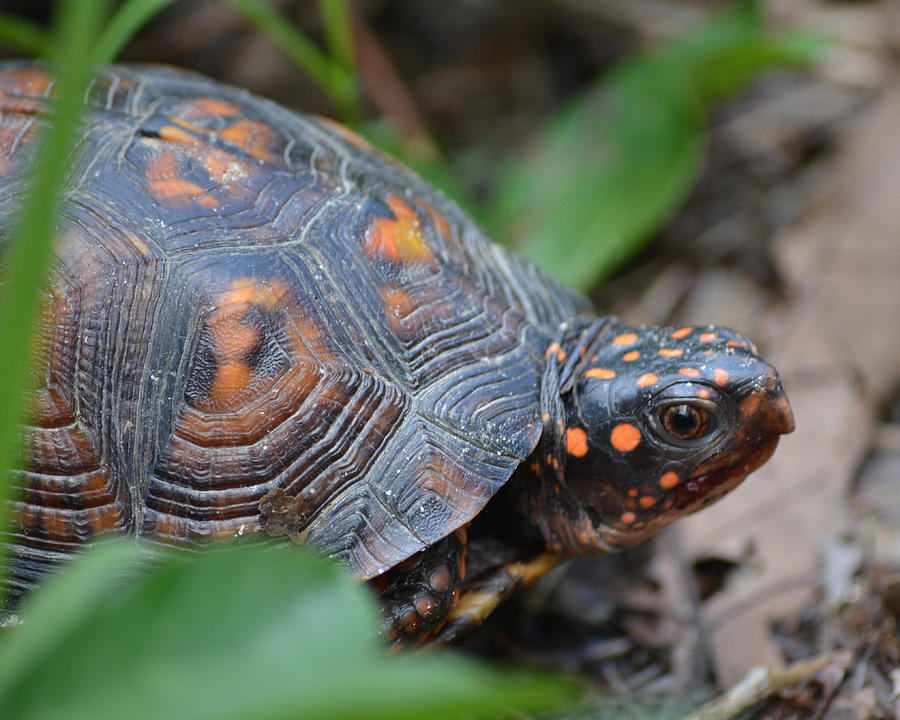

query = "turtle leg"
[431,552,564,644]
[376,528,467,646]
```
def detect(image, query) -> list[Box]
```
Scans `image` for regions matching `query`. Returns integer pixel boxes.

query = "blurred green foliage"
[0,0,110,577]
[489,1,822,290]
[0,542,575,720]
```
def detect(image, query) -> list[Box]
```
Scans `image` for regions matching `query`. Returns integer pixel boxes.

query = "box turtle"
[0,63,794,643]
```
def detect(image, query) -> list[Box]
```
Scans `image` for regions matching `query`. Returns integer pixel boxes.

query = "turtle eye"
[660,404,710,441]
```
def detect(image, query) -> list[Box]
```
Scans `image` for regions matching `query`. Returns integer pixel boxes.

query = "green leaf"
[0,543,575,720]
[0,13,49,55]
[224,0,360,119]
[0,0,110,591]
[488,0,823,290]
[92,0,179,65]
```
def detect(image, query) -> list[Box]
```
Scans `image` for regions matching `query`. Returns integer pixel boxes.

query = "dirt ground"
[6,1,900,717]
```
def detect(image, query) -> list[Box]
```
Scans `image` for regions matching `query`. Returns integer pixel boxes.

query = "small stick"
[681,651,852,720]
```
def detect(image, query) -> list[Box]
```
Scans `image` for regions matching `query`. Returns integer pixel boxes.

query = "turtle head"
[532,322,794,555]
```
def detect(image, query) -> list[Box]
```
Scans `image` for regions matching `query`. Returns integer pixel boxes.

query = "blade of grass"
[0,0,110,593]
[92,0,178,65]
[224,0,360,119]
[0,13,49,55]
[318,0,355,72]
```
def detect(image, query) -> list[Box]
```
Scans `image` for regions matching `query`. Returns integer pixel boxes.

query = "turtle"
[0,63,794,644]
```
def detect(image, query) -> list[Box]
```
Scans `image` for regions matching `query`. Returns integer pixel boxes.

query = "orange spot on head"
[639,495,657,509]
[613,332,639,346]
[622,350,640,362]
[637,373,659,388]
[621,512,636,525]
[714,368,729,386]
[672,327,693,339]
[659,471,680,489]
[610,423,641,452]
[364,195,434,264]
[585,367,616,380]
[698,388,711,399]
[700,332,718,343]
[678,367,701,377]
[727,339,747,348]
[566,427,589,458]
[658,348,684,358]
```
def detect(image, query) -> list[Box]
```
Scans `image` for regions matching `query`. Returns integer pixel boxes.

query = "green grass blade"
[92,0,178,65]
[0,0,110,592]
[318,0,355,72]
[0,13,49,55]
[224,0,360,118]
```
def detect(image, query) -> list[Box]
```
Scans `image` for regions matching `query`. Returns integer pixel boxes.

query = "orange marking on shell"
[613,332,639,346]
[624,499,636,511]
[698,387,711,399]
[316,115,376,152]
[180,97,244,119]
[88,503,123,535]
[208,360,254,407]
[610,423,641,452]
[678,367,701,378]
[364,195,434,264]
[627,488,638,498]
[164,118,207,138]
[727,339,748,348]
[714,368,729,386]
[1,67,53,93]
[639,495,657,509]
[380,286,416,325]
[145,150,218,209]
[221,278,288,311]
[659,471,680,489]
[566,427,589,458]
[637,373,658,388]
[622,350,640,362]
[585,367,615,380]
[658,348,684,358]
[700,332,718,343]
[220,119,279,163]
[672,326,693,339]
[620,512,636,525]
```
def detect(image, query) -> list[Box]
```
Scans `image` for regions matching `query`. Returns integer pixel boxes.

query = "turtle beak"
[743,371,795,436]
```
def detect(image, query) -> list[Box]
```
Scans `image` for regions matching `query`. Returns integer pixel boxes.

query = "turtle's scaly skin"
[0,64,793,643]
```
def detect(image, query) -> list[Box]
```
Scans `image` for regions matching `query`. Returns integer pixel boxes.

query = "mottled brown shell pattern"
[0,63,584,596]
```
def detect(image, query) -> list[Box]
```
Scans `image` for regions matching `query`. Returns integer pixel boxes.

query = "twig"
[681,651,852,720]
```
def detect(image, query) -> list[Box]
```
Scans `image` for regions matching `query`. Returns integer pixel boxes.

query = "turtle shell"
[0,63,585,595]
